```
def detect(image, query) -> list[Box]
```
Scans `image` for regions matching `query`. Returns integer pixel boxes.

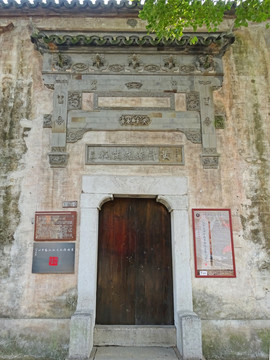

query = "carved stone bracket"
[183,130,202,144]
[67,129,88,143]
[48,152,69,168]
[201,153,220,169]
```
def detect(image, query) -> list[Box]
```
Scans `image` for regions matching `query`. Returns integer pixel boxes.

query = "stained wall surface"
[0,11,269,360]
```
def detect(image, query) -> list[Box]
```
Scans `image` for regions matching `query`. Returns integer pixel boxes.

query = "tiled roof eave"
[0,0,142,16]
[31,31,235,56]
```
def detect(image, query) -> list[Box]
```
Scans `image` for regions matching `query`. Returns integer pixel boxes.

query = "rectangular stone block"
[175,93,186,111]
[82,93,94,111]
[177,311,203,360]
[67,312,94,360]
[98,96,171,108]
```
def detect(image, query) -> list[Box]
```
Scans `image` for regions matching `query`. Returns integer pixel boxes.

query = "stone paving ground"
[90,346,181,360]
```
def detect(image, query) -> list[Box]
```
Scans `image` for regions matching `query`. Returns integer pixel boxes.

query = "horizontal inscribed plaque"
[86,145,184,165]
[34,211,77,241]
[192,209,236,278]
[32,242,75,274]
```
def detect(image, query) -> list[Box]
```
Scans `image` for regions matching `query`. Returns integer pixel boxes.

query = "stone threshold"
[94,325,177,347]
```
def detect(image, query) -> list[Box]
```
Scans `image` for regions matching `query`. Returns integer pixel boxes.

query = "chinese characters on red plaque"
[192,209,236,278]
[32,211,77,274]
[34,211,77,241]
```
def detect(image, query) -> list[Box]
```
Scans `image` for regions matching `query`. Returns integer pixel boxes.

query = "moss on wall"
[0,333,68,360]
[193,290,224,319]
[0,34,32,262]
[231,32,270,263]
[202,325,269,360]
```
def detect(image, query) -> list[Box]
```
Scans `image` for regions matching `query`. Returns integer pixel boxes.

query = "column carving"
[48,77,69,167]
[195,78,221,169]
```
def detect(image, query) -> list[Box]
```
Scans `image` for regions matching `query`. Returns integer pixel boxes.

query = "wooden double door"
[96,197,174,325]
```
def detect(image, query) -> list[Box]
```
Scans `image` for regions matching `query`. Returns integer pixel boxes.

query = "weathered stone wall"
[0,14,269,360]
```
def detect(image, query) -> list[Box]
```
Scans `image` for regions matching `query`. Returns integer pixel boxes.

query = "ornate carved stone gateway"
[31,26,234,169]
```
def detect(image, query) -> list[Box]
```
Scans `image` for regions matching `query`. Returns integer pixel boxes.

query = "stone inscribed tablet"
[34,211,77,241]
[32,242,75,274]
[86,145,184,165]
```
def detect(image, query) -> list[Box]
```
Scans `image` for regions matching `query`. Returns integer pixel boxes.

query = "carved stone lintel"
[186,92,200,111]
[48,152,69,168]
[43,114,52,128]
[184,130,202,144]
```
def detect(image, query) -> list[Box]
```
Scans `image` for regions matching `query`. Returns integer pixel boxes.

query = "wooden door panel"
[135,200,173,325]
[96,198,173,325]
[96,199,136,324]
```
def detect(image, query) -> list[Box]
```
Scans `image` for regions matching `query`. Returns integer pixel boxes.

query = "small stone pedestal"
[177,311,203,360]
[66,311,94,360]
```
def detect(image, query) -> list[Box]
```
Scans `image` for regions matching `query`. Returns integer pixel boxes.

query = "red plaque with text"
[34,211,77,241]
[192,209,236,278]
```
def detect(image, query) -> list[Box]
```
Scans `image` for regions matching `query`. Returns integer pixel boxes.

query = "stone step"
[90,346,180,360]
[94,325,177,347]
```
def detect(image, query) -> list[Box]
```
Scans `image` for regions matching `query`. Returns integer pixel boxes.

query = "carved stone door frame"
[67,175,202,360]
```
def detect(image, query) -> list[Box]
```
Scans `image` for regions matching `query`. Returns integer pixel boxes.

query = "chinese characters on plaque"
[34,211,77,241]
[86,145,184,165]
[32,211,77,274]
[32,243,75,274]
[192,209,236,278]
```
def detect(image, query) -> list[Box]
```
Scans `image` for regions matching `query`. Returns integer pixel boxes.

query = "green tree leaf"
[139,0,270,39]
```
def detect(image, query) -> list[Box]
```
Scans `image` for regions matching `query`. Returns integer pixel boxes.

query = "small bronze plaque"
[34,211,77,241]
[32,242,75,274]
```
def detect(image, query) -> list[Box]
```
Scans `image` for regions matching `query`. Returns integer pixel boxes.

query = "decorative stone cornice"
[31,31,235,55]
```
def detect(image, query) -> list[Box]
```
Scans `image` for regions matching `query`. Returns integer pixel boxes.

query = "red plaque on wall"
[192,209,236,278]
[34,211,77,241]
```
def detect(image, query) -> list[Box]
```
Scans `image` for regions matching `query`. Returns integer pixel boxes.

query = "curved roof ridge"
[0,0,143,10]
